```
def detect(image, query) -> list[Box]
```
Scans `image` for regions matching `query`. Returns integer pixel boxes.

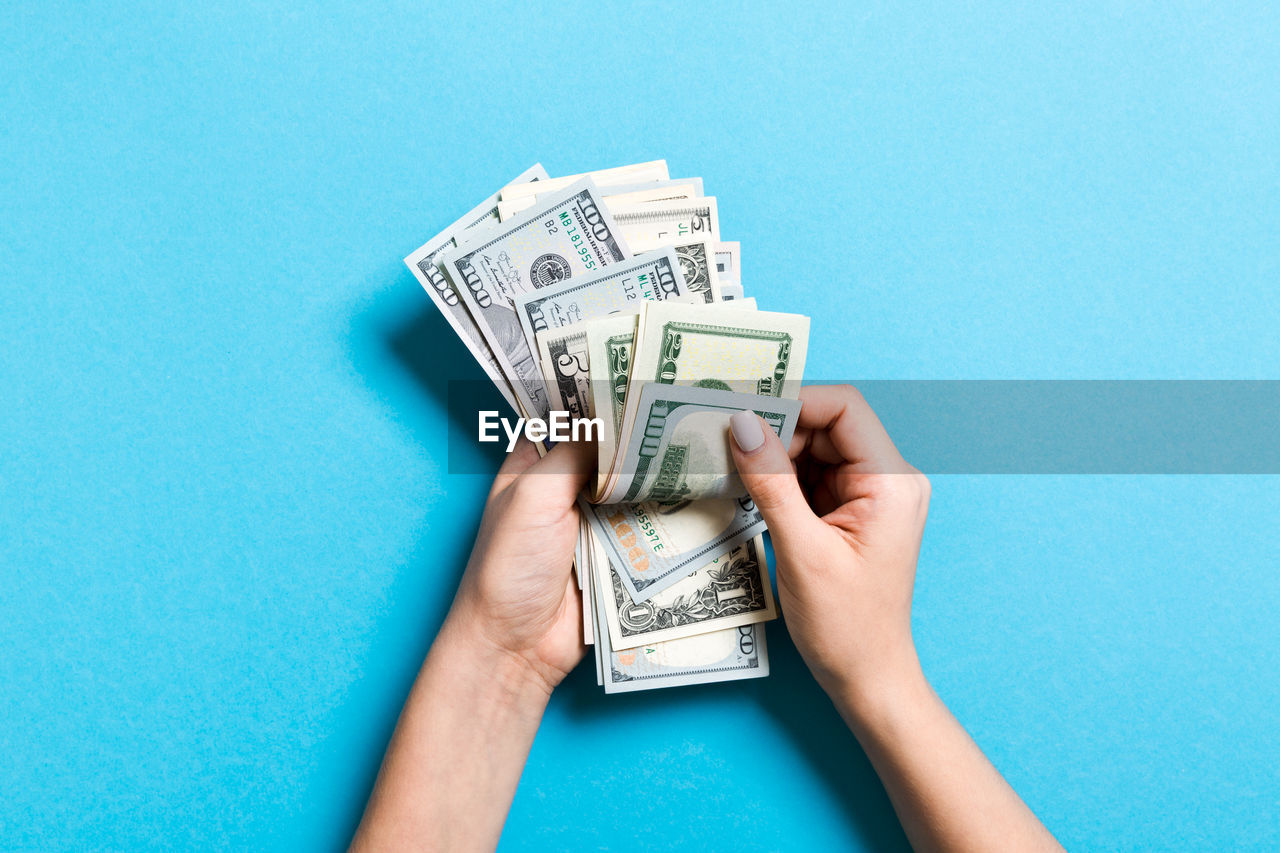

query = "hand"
[445,437,594,695]
[352,438,595,851]
[730,386,1063,852]
[729,385,930,704]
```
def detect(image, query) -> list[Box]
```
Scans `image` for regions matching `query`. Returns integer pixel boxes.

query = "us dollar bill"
[498,160,668,203]
[585,384,802,602]
[513,248,689,405]
[586,494,766,603]
[577,298,756,496]
[715,241,740,281]
[590,545,769,693]
[629,302,808,397]
[440,179,631,417]
[665,240,720,303]
[511,199,721,305]
[402,164,548,413]
[598,534,776,650]
[584,312,640,497]
[608,198,720,252]
[536,290,710,422]
[610,382,802,504]
[599,302,809,501]
[537,324,593,420]
[498,178,702,221]
[603,623,768,693]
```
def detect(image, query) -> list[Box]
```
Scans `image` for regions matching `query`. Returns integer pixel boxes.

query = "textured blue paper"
[2,1,1278,849]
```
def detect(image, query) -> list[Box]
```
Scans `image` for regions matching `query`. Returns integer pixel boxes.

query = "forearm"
[352,613,552,852]
[831,660,1062,853]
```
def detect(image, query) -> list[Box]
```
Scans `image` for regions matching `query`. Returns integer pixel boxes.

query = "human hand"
[729,385,930,706]
[352,438,595,851]
[444,437,594,695]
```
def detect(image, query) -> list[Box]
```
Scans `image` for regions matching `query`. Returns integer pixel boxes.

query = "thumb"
[524,438,596,506]
[729,410,820,537]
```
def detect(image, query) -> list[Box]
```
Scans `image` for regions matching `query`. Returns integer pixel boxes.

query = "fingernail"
[730,409,764,453]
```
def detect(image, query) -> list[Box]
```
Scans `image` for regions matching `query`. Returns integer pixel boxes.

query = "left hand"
[445,437,594,694]
[351,438,595,851]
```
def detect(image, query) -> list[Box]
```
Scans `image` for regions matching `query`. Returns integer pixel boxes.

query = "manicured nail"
[730,409,764,453]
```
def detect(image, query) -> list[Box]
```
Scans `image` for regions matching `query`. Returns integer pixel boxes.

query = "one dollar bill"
[597,534,776,650]
[590,540,769,693]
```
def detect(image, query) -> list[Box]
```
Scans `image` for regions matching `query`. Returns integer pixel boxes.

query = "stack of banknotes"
[405,160,811,692]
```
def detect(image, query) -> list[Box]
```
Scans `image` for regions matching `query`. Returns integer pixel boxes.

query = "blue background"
[3,1,1278,849]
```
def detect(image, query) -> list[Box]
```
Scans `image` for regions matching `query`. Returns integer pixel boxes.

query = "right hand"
[729,385,931,704]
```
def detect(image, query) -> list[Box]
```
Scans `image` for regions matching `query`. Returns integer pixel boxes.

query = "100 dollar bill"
[611,383,801,504]
[586,383,802,602]
[599,302,809,501]
[441,178,631,416]
[513,248,689,413]
[402,164,548,413]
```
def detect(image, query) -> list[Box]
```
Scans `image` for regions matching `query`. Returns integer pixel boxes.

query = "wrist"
[434,608,557,711]
[823,642,931,735]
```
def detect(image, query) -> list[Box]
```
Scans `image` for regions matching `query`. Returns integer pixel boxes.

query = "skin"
[351,439,591,852]
[729,385,1063,853]
[352,385,1063,852]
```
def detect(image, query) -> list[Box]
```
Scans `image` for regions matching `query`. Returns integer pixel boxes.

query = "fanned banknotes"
[401,159,809,693]
[497,178,704,222]
[598,302,809,502]
[402,163,548,412]
[441,178,632,417]
[584,380,802,602]
[513,248,690,417]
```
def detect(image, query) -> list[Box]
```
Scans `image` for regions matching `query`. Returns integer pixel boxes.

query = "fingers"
[792,385,912,474]
[729,410,822,536]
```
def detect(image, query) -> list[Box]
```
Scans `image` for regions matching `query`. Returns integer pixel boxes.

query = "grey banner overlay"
[446,380,1280,474]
